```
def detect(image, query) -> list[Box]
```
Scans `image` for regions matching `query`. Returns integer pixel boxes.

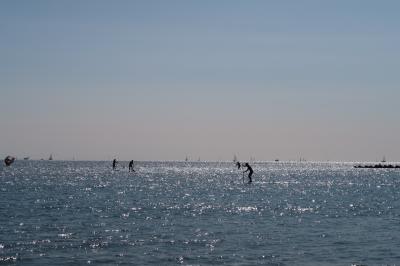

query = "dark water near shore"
[1,161,400,265]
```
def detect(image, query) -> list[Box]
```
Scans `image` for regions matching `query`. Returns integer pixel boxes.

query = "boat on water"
[4,156,15,166]
[49,154,53,160]
[23,157,30,160]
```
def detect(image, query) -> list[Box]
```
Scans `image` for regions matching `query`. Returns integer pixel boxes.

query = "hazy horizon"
[1,1,400,161]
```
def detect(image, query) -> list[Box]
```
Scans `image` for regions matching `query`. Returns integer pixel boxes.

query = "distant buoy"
[4,156,15,166]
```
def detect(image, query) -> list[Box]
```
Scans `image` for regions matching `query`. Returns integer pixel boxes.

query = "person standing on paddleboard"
[236,161,241,169]
[129,160,135,172]
[243,163,253,183]
[112,159,117,170]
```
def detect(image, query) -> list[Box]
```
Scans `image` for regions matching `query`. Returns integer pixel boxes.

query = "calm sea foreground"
[1,161,400,265]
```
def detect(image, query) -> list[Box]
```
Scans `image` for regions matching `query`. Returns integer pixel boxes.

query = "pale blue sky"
[1,1,400,161]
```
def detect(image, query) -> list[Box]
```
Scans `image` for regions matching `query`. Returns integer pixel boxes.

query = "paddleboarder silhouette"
[243,163,253,183]
[129,160,135,172]
[236,161,241,169]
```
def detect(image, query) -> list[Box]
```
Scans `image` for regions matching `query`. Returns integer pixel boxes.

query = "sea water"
[1,161,400,265]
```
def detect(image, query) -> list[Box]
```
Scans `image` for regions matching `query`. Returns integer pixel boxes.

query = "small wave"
[237,206,258,212]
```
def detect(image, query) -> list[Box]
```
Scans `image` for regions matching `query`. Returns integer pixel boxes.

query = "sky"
[1,0,400,161]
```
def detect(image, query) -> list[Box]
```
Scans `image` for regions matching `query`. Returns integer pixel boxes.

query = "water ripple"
[1,161,400,265]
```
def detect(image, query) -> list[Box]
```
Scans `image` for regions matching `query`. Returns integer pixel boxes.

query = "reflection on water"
[1,161,400,265]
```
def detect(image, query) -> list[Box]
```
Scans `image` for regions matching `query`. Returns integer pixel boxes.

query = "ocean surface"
[1,161,400,265]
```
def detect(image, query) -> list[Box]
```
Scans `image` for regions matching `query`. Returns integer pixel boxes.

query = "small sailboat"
[233,154,238,163]
[49,154,53,160]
